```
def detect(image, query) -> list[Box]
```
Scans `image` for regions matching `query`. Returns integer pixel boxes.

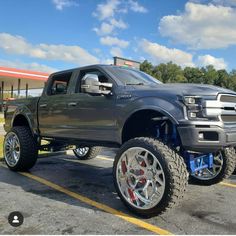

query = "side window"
[48,72,72,96]
[77,70,110,93]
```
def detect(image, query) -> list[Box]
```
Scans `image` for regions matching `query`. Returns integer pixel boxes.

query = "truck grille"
[203,94,236,123]
[220,94,236,103]
[219,94,236,123]
[221,115,236,122]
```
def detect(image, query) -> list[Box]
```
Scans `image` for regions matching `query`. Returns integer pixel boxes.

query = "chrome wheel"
[4,132,21,167]
[191,152,224,180]
[74,147,90,157]
[116,147,165,210]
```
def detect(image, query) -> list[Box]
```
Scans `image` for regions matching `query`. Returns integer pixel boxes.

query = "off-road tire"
[190,148,236,185]
[4,126,38,171]
[73,146,102,160]
[113,137,189,217]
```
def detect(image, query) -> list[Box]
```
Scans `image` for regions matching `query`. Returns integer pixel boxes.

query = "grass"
[0,135,49,160]
[0,117,4,158]
[0,136,4,158]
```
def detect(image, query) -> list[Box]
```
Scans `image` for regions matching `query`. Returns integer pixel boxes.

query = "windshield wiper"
[125,82,144,86]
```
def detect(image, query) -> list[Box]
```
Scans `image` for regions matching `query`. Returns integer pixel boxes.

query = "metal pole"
[11,85,13,98]
[18,79,21,98]
[1,81,4,100]
[26,83,28,98]
[1,81,4,112]
[0,86,1,112]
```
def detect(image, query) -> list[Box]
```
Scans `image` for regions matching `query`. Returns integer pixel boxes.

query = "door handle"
[39,104,47,108]
[68,102,77,107]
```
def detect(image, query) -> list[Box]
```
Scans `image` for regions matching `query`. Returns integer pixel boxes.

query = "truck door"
[38,71,74,137]
[66,69,119,143]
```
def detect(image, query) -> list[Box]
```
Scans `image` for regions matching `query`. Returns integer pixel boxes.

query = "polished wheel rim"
[191,152,224,180]
[74,147,89,157]
[116,147,165,210]
[4,132,21,167]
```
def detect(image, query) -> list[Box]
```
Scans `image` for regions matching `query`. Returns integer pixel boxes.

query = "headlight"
[183,96,204,119]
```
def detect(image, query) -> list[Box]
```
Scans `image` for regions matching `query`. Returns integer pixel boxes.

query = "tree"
[202,65,218,85]
[140,60,153,76]
[139,60,236,92]
[215,70,229,88]
[156,62,186,83]
[183,67,204,83]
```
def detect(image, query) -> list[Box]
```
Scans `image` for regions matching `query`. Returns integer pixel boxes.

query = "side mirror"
[81,74,113,95]
[52,83,67,95]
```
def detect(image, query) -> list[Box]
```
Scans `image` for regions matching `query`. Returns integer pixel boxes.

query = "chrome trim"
[203,94,236,119]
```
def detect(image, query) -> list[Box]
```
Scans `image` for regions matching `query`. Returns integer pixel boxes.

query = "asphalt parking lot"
[0,148,235,235]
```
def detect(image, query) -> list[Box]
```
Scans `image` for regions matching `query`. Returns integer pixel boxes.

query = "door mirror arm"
[81,74,113,96]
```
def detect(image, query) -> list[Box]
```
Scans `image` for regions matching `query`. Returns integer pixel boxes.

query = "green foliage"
[0,136,3,158]
[140,60,236,91]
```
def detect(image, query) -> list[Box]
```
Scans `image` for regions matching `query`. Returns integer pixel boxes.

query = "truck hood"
[128,83,236,98]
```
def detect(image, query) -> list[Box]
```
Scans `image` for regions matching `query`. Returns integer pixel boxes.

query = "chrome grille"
[219,94,236,123]
[203,94,236,122]
[220,94,236,103]
[221,115,236,122]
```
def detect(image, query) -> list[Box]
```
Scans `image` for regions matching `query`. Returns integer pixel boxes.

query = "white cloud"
[109,18,127,29]
[93,0,121,20]
[139,39,194,67]
[128,0,148,13]
[100,36,129,48]
[0,59,57,73]
[93,18,128,36]
[110,47,123,57]
[197,54,227,69]
[93,0,146,37]
[93,0,147,20]
[102,58,114,65]
[93,22,114,35]
[212,0,236,7]
[0,33,99,66]
[159,2,236,49]
[52,0,78,10]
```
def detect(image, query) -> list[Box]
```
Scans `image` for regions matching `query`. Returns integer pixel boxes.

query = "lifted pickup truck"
[3,65,236,216]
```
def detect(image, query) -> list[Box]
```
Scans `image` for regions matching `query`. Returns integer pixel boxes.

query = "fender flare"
[11,107,36,135]
[120,106,179,144]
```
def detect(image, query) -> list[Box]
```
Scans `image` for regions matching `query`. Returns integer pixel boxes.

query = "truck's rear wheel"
[190,148,236,185]
[73,146,101,160]
[4,126,38,171]
[113,137,188,217]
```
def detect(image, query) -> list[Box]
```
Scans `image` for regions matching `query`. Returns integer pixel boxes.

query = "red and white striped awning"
[0,67,49,81]
[0,67,50,90]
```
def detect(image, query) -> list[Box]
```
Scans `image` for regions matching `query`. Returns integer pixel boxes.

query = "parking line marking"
[15,171,172,235]
[60,156,113,163]
[220,182,236,188]
[97,156,114,161]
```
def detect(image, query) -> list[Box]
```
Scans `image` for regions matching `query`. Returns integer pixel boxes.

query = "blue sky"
[0,0,236,73]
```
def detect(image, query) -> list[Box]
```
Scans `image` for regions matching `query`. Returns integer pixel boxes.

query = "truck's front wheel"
[4,126,38,171]
[190,148,236,185]
[113,137,188,217]
[73,146,101,160]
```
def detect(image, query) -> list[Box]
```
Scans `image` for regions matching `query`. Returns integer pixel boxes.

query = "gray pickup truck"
[3,64,236,216]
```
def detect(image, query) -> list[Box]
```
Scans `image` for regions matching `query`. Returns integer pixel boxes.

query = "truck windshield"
[107,67,162,86]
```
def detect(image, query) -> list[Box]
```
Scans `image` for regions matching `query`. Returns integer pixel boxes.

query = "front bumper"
[178,123,236,152]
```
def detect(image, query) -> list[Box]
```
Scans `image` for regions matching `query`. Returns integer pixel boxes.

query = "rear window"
[48,72,72,95]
